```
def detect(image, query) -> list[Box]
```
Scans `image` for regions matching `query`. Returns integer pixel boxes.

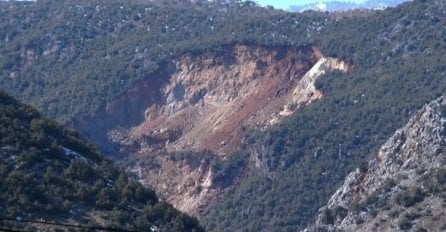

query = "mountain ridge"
[0,0,445,231]
[306,95,446,231]
[104,44,350,216]
[290,0,409,12]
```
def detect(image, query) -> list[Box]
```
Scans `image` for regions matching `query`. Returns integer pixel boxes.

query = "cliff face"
[307,96,446,232]
[73,44,350,216]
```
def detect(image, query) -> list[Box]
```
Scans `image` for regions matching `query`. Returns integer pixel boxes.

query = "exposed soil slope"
[99,44,350,215]
[109,45,350,156]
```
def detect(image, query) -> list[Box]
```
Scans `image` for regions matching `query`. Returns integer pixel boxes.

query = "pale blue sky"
[253,0,366,9]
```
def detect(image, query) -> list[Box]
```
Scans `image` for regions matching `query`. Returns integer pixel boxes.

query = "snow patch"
[63,146,92,164]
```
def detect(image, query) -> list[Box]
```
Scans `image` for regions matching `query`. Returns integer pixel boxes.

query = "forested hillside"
[0,0,326,122]
[0,91,203,231]
[0,0,445,231]
[204,0,446,230]
[308,96,446,231]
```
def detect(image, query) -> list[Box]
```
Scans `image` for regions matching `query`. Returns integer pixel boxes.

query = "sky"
[253,0,366,10]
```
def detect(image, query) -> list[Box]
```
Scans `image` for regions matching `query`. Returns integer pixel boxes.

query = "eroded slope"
[107,44,350,215]
[110,45,349,156]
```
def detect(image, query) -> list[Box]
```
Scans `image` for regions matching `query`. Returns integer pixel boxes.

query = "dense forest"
[0,0,326,122]
[205,0,446,230]
[0,0,445,231]
[0,91,203,231]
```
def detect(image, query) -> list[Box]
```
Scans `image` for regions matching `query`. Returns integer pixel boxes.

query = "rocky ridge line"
[306,96,446,231]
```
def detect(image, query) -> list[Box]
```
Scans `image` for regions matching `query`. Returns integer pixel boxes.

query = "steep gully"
[69,44,351,215]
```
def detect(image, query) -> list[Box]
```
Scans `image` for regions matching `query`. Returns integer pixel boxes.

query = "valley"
[0,0,445,231]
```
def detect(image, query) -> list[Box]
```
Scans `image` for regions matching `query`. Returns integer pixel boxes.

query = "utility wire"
[0,228,26,232]
[0,217,140,232]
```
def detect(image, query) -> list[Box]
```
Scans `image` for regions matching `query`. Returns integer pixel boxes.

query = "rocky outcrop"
[127,152,224,215]
[306,96,446,231]
[276,56,350,121]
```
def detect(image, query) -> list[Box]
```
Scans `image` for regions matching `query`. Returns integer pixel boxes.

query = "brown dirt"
[105,44,351,215]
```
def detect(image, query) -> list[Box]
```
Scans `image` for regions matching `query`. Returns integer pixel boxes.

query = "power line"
[0,217,140,232]
[0,228,26,232]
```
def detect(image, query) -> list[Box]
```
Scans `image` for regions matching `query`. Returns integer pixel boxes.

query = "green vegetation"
[204,0,446,230]
[0,91,203,231]
[0,0,326,122]
[1,0,445,231]
[398,217,412,230]
[211,152,249,187]
[396,187,425,207]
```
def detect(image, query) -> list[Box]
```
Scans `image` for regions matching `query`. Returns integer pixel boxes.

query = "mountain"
[306,96,446,231]
[105,44,349,215]
[290,0,409,12]
[0,0,445,231]
[0,91,203,231]
[204,0,446,230]
[0,0,326,123]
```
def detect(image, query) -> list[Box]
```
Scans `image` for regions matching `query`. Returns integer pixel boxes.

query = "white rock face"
[306,96,446,232]
[278,56,349,119]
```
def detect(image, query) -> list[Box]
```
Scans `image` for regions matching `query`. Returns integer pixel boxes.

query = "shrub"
[398,217,412,230]
[396,187,425,207]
